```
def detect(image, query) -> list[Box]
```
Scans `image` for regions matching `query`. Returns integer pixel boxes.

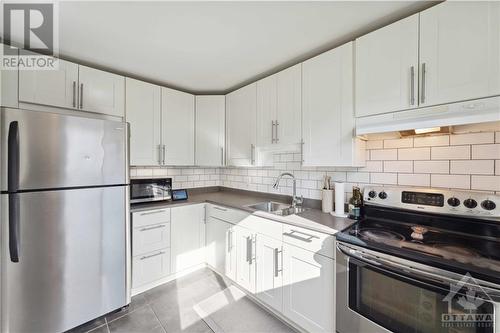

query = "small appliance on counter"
[172,189,188,201]
[130,178,172,203]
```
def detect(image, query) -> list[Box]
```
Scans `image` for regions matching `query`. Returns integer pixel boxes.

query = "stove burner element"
[358,228,405,242]
[411,226,428,241]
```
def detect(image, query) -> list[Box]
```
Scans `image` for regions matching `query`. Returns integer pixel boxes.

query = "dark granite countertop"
[131,187,355,235]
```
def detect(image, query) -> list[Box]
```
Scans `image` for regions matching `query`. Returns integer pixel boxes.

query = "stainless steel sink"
[246,201,308,216]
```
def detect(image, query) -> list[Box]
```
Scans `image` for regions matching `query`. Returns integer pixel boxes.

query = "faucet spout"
[273,172,303,208]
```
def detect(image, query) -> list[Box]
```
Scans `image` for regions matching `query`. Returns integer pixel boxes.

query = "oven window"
[349,262,494,333]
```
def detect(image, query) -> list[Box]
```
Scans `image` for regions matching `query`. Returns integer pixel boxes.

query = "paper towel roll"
[334,182,347,216]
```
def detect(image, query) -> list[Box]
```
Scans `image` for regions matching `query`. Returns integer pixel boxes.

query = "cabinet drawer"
[132,208,171,228]
[207,204,249,224]
[238,215,283,241]
[133,222,170,256]
[282,224,334,259]
[132,249,171,288]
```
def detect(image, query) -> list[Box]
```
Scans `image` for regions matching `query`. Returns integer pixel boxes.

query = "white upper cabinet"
[355,14,419,117]
[226,83,257,167]
[302,43,365,167]
[161,87,195,166]
[126,78,161,166]
[256,64,302,147]
[78,65,125,117]
[19,57,79,110]
[419,1,500,106]
[195,96,225,166]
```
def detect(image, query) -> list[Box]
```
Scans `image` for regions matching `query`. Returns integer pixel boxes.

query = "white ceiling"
[13,1,439,94]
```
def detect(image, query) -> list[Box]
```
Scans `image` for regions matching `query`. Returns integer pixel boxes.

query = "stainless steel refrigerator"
[0,108,131,333]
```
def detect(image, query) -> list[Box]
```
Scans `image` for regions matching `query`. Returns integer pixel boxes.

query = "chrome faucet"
[273,172,303,208]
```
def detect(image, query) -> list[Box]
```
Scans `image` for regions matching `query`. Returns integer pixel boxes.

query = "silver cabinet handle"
[300,140,305,163]
[157,145,162,165]
[283,230,318,243]
[420,63,426,104]
[220,147,224,166]
[246,236,253,264]
[410,66,415,106]
[275,120,279,143]
[274,248,281,277]
[72,81,76,107]
[251,144,255,165]
[213,206,227,212]
[271,120,275,143]
[140,209,166,216]
[162,145,166,165]
[139,224,166,232]
[227,229,233,251]
[79,83,84,109]
[140,251,165,260]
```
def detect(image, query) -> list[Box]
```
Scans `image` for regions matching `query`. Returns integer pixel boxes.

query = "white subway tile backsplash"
[371,149,397,160]
[384,138,413,149]
[358,161,383,172]
[413,161,449,174]
[496,132,500,143]
[347,172,370,183]
[398,148,430,160]
[413,135,449,147]
[497,160,500,176]
[384,161,413,173]
[371,173,397,185]
[431,174,470,189]
[366,140,383,150]
[398,174,430,187]
[450,132,495,145]
[471,176,500,191]
[431,146,470,160]
[472,144,500,160]
[450,160,494,175]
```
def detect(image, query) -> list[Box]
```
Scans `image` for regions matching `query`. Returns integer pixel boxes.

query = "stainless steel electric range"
[335,186,500,333]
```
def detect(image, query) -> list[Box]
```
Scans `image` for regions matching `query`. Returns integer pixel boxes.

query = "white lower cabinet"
[171,204,206,273]
[255,234,283,312]
[235,226,256,293]
[282,244,335,333]
[132,249,171,288]
[206,216,231,274]
[225,225,238,281]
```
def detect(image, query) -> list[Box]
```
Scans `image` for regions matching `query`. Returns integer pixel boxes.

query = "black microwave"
[130,178,172,204]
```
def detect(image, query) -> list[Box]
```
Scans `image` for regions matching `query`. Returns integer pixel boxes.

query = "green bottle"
[348,187,363,220]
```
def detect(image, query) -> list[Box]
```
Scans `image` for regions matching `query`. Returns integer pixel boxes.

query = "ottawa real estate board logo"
[1,2,59,70]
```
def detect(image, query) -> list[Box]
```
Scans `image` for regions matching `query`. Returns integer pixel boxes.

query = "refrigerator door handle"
[8,121,20,262]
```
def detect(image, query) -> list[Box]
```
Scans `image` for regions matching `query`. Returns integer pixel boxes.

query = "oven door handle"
[337,242,500,297]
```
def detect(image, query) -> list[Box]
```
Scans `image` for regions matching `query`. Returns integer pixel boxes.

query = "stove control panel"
[364,187,500,220]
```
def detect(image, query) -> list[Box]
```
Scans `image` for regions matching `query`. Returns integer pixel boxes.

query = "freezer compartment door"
[1,186,127,333]
[1,108,126,191]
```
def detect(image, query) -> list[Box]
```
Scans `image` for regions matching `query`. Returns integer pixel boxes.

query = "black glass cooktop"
[336,205,500,284]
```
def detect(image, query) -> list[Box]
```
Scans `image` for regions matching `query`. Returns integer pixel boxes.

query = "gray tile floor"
[68,268,296,333]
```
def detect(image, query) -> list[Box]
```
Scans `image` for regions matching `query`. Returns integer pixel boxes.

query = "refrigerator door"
[1,108,127,191]
[1,186,127,333]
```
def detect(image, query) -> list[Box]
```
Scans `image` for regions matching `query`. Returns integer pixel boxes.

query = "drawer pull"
[283,230,319,243]
[213,206,227,212]
[140,210,166,216]
[140,251,164,260]
[139,224,166,232]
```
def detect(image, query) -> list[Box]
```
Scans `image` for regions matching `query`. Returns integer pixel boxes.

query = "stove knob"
[447,197,460,207]
[464,198,477,209]
[378,191,387,199]
[368,190,377,198]
[481,200,496,211]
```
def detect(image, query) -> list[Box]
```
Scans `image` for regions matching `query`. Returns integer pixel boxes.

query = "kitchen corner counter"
[131,188,355,235]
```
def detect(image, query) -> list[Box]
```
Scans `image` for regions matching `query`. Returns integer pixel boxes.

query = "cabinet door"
[225,226,237,281]
[419,1,500,106]
[282,245,334,333]
[133,222,170,257]
[126,78,161,166]
[195,96,225,166]
[355,14,419,117]
[235,226,256,293]
[256,75,277,146]
[276,64,302,145]
[161,87,195,165]
[226,83,257,166]
[19,57,79,110]
[171,204,205,273]
[78,65,125,117]
[205,217,230,274]
[132,249,171,288]
[302,43,361,167]
[256,234,283,312]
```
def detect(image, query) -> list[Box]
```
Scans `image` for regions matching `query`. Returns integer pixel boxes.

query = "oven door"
[336,242,500,333]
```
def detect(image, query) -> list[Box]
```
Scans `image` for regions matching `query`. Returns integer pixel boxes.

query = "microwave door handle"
[8,121,20,262]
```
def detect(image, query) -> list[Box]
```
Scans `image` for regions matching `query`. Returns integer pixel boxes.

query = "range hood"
[356,96,500,135]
